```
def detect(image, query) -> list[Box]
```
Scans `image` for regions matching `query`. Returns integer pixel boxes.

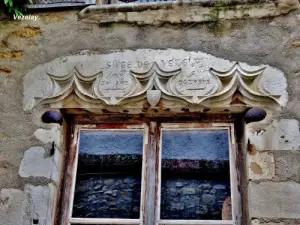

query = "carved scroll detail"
[205,62,281,108]
[40,63,181,107]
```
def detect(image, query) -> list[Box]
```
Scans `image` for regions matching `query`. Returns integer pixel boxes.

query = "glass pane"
[72,130,144,219]
[160,129,232,220]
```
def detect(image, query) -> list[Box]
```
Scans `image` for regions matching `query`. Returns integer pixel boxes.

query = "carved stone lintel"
[23,49,287,112]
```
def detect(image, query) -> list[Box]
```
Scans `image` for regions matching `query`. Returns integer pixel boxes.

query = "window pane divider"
[69,218,141,224]
[158,219,233,225]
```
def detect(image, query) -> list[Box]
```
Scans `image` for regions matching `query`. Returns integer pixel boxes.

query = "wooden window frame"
[56,116,247,225]
[64,123,148,225]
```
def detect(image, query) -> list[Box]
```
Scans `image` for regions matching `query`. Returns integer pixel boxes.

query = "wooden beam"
[59,125,80,225]
[143,122,158,225]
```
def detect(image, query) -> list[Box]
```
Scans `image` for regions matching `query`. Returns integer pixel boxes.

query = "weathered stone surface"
[251,219,284,225]
[0,189,30,225]
[277,0,300,13]
[249,181,300,218]
[248,151,275,180]
[247,119,300,151]
[18,146,61,183]
[274,151,300,182]
[23,49,287,111]
[24,184,56,225]
[79,0,299,25]
[33,126,61,146]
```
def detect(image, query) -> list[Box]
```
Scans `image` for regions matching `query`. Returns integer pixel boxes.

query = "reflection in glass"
[160,129,232,220]
[72,130,143,219]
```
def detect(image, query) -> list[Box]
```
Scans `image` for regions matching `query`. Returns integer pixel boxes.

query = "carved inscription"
[104,57,204,70]
[98,70,132,97]
[106,60,150,69]
[174,71,215,96]
[99,60,217,99]
[160,57,203,68]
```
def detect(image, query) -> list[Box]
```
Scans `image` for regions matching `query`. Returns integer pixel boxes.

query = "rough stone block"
[249,181,300,218]
[19,146,61,183]
[248,151,275,180]
[0,189,30,225]
[247,119,300,150]
[274,151,300,182]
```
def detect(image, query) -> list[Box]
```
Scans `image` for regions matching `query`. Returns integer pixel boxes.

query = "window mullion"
[142,122,158,225]
[229,133,242,225]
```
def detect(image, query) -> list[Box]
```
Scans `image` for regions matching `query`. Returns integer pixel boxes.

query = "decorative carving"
[41,63,181,107]
[147,90,162,107]
[23,50,287,112]
[206,62,282,107]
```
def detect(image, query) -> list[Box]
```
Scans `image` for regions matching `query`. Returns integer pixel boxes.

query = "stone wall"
[73,176,142,219]
[0,4,300,225]
[160,179,231,220]
[247,119,300,224]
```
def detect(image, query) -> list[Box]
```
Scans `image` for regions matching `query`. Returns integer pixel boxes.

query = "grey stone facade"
[1,1,300,224]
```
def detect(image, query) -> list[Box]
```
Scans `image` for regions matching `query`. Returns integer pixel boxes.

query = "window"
[60,122,243,225]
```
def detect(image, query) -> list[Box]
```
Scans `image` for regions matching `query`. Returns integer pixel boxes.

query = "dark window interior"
[160,129,231,220]
[70,126,233,222]
[72,130,144,219]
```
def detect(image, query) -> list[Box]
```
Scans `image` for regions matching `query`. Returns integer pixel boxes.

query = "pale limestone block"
[33,126,61,146]
[249,181,300,218]
[0,189,30,225]
[18,146,61,183]
[247,119,300,150]
[248,151,275,180]
[24,184,56,225]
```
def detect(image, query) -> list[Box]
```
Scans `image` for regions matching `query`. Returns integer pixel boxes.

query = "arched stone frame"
[22,49,288,225]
